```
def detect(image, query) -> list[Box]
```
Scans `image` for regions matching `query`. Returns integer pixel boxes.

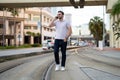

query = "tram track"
[43,48,120,80]
[1,47,119,80]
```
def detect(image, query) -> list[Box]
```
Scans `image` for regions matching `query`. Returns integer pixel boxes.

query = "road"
[49,47,120,80]
[0,47,43,57]
[0,47,120,80]
[0,46,77,57]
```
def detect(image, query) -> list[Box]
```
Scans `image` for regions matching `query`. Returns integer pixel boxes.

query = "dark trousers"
[54,39,67,67]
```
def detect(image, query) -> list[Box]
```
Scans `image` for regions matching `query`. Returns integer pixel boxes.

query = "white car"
[42,39,54,50]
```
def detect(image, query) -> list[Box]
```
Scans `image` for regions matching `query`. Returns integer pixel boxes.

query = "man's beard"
[58,17,62,19]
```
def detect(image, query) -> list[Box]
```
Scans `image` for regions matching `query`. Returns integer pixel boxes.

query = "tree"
[26,31,41,44]
[89,16,105,47]
[111,0,120,16]
[0,8,19,16]
[111,0,120,40]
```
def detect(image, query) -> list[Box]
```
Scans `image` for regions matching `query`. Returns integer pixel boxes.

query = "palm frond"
[89,16,105,40]
[111,0,120,15]
[114,32,120,40]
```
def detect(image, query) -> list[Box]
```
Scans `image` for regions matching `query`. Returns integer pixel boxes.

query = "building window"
[50,29,52,32]
[44,16,46,22]
[47,18,49,23]
[33,26,37,30]
[33,15,40,21]
[44,27,46,30]
[47,28,49,31]
[24,26,31,29]
[0,24,3,29]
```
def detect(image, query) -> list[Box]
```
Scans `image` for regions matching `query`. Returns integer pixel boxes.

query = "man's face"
[57,12,63,19]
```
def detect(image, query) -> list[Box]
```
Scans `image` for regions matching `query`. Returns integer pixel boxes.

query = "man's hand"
[64,38,67,42]
[49,16,58,27]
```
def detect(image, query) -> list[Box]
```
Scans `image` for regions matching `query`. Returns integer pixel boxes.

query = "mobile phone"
[56,16,58,19]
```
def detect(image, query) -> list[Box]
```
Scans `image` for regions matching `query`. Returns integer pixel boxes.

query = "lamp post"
[40,7,42,45]
[2,8,5,47]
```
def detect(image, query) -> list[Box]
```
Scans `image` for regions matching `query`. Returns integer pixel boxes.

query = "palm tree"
[0,8,19,16]
[111,0,120,16]
[26,31,41,44]
[89,16,105,47]
[111,0,120,40]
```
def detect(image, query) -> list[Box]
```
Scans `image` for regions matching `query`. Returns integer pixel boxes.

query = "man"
[49,11,72,71]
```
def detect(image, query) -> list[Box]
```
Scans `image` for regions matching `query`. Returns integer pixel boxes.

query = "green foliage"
[89,16,106,47]
[26,31,32,35]
[0,8,19,16]
[26,31,40,37]
[111,0,120,40]
[31,33,35,36]
[36,33,40,36]
[111,0,120,16]
[31,43,41,47]
[0,44,41,50]
[18,44,32,48]
[89,16,105,40]
[114,32,120,40]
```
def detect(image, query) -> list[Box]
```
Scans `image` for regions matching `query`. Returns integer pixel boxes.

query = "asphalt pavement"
[49,47,120,80]
[0,47,120,80]
[0,47,42,57]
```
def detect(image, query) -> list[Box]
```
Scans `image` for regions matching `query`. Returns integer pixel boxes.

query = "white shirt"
[54,20,71,39]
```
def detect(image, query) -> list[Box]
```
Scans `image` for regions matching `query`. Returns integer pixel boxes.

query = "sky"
[61,6,110,35]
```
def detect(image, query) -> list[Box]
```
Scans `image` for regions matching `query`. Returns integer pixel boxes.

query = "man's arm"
[64,26,72,42]
[49,18,57,27]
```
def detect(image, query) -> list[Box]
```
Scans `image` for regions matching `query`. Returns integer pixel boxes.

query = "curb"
[0,46,80,63]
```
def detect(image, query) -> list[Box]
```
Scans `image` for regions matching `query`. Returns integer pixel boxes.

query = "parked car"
[42,39,54,50]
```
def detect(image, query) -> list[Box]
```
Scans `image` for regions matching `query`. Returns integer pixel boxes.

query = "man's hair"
[58,11,64,15]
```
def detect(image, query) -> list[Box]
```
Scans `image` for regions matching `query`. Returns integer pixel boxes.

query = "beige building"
[107,0,120,48]
[0,8,55,46]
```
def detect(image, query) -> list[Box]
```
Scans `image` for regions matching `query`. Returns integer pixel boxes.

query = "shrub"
[31,43,41,47]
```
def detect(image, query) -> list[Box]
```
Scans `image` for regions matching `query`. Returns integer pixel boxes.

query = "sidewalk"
[103,47,120,51]
[0,46,78,57]
[99,47,120,59]
[50,47,120,80]
[93,47,120,59]
[0,47,43,57]
[0,47,120,80]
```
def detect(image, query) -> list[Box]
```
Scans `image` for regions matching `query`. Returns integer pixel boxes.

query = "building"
[107,0,120,48]
[0,8,55,46]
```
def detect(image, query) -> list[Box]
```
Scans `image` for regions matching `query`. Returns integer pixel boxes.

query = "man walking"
[49,11,72,71]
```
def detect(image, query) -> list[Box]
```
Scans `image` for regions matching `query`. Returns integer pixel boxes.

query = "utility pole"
[40,8,42,44]
[2,8,5,47]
